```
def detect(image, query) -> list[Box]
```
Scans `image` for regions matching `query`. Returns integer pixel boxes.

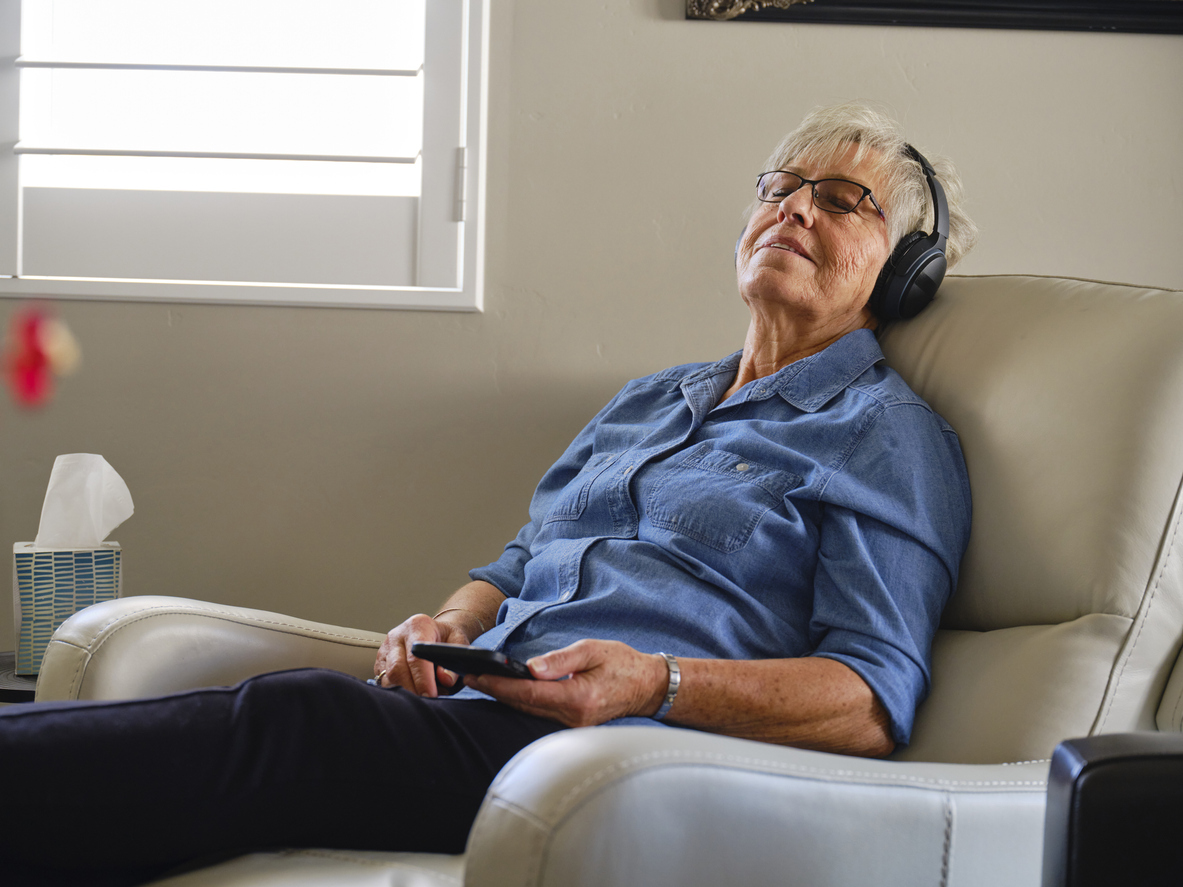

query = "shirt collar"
[685,329,884,414]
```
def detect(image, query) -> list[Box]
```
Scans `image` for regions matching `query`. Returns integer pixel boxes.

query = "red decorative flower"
[4,306,81,408]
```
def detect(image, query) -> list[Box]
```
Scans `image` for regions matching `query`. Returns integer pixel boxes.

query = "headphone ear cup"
[871,231,926,320]
[873,232,947,321]
[897,247,946,319]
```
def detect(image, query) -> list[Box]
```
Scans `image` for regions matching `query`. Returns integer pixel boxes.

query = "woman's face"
[735,144,892,330]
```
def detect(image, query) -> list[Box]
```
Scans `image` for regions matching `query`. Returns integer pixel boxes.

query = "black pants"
[0,668,565,885]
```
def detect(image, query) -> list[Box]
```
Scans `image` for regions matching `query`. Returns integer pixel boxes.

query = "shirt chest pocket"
[644,449,801,553]
[543,452,618,523]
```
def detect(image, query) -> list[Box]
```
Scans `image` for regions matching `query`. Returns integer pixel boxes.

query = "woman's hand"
[373,613,471,697]
[373,580,507,697]
[467,639,668,727]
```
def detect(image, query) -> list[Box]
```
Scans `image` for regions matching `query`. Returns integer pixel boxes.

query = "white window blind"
[0,0,486,310]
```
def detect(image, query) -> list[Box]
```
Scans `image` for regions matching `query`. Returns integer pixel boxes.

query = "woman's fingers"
[376,614,443,695]
[470,640,667,727]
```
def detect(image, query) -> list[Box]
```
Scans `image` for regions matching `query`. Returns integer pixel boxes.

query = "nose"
[777,184,816,226]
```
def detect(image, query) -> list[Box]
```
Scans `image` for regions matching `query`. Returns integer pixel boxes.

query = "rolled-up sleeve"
[809,401,972,745]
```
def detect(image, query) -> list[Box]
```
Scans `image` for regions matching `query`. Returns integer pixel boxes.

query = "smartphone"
[410,642,535,680]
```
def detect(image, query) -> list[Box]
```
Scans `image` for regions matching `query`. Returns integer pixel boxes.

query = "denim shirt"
[464,329,971,744]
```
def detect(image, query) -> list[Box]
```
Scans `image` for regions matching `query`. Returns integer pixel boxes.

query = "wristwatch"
[652,652,681,721]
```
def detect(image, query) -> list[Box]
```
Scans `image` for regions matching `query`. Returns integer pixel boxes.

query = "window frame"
[0,0,488,312]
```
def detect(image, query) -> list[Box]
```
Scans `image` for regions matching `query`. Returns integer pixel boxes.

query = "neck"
[723,307,877,401]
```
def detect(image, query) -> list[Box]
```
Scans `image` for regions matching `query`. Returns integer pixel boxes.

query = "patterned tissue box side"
[13,544,122,676]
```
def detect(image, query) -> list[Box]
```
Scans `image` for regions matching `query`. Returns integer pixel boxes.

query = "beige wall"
[2,1,1181,649]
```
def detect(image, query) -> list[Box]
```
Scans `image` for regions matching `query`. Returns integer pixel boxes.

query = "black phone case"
[411,643,535,679]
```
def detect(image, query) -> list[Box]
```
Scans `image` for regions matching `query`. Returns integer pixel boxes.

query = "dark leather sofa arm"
[1042,733,1183,887]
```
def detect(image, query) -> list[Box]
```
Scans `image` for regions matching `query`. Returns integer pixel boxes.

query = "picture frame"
[685,1,1183,34]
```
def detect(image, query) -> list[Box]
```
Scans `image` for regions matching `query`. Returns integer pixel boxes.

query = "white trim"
[15,58,422,77]
[15,146,420,164]
[462,0,488,311]
[0,0,19,277]
[416,0,465,290]
[0,275,477,311]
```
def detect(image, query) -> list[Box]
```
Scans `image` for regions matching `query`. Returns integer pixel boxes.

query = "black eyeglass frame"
[755,171,886,220]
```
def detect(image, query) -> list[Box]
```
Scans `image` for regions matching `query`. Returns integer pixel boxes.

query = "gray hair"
[749,102,978,269]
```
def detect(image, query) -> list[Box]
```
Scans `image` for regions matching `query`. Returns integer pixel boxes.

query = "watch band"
[652,652,681,721]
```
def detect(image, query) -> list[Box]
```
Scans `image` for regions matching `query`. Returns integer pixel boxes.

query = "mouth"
[757,235,814,263]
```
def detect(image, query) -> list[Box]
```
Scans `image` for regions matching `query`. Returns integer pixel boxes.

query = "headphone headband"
[907,145,949,244]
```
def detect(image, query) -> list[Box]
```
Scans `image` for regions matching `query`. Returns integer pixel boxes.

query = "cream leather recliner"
[35,274,1183,887]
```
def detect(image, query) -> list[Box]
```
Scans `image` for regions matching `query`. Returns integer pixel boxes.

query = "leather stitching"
[467,797,549,887]
[67,646,87,698]
[547,749,1048,819]
[482,796,551,834]
[939,793,953,887]
[45,602,380,700]
[1097,473,1183,732]
[74,603,381,655]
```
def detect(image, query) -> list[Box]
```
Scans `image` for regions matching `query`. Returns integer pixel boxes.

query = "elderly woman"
[0,102,976,882]
[377,102,976,758]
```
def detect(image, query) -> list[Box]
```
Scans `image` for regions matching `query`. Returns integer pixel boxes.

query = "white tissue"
[33,454,134,549]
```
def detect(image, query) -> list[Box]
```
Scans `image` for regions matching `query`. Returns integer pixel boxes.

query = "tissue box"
[12,542,122,676]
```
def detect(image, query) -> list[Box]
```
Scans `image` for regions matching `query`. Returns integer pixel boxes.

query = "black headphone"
[868,145,949,321]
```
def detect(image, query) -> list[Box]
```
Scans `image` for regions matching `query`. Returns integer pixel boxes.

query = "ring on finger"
[368,668,388,687]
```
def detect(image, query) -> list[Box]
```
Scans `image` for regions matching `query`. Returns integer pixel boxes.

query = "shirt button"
[736,463,750,472]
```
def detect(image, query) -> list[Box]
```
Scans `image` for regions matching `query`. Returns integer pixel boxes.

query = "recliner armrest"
[37,595,385,701]
[466,725,1049,887]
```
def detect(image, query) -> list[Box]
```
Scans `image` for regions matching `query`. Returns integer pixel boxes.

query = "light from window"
[19,0,427,195]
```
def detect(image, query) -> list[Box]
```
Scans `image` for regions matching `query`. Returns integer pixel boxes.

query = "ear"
[735,224,747,268]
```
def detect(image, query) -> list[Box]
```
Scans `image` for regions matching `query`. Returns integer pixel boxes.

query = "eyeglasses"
[756,171,885,220]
